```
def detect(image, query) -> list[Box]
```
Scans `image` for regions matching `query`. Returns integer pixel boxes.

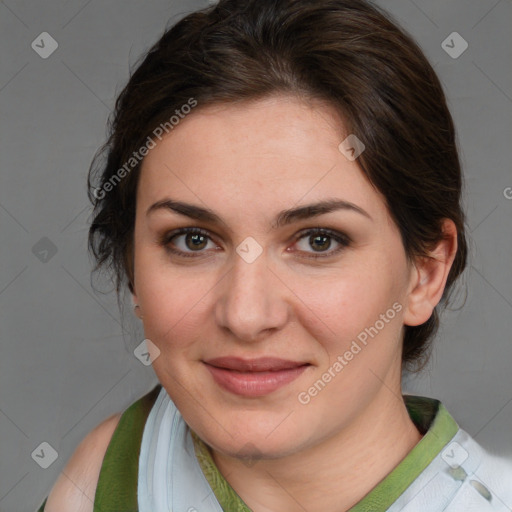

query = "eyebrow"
[146,197,372,228]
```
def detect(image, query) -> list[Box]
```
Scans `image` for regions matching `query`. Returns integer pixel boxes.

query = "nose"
[215,248,290,343]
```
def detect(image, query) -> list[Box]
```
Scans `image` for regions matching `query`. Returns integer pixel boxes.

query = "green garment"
[37,385,458,512]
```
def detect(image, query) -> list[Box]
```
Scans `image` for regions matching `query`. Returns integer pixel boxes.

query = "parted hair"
[88,0,468,373]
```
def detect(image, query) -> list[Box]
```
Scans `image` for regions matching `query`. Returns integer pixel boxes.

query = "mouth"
[203,357,311,397]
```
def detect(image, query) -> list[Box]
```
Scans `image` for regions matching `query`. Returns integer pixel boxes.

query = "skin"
[131,95,457,511]
[44,413,121,511]
[45,94,457,512]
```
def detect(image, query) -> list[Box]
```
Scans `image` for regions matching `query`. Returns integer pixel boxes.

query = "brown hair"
[88,0,468,372]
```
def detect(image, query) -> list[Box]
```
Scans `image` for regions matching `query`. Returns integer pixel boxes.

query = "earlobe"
[132,292,143,320]
[403,219,458,327]
[134,304,143,319]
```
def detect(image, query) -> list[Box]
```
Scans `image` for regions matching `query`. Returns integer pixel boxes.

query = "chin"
[195,414,310,461]
[159,375,318,457]
[209,435,302,462]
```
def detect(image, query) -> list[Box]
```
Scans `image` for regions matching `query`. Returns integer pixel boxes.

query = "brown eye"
[161,228,217,257]
[309,233,331,252]
[184,232,208,250]
[294,228,351,259]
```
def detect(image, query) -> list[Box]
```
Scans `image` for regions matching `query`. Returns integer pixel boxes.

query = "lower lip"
[205,364,309,397]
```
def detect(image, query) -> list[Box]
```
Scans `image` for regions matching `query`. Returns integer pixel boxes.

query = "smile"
[203,357,311,397]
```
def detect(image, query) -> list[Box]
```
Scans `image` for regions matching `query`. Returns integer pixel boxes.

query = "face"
[132,95,418,459]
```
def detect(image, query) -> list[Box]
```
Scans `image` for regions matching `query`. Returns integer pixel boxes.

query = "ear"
[403,219,458,327]
[131,288,143,320]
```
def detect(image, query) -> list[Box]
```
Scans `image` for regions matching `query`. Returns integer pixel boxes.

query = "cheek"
[134,229,407,360]
[294,264,397,334]
[134,251,219,350]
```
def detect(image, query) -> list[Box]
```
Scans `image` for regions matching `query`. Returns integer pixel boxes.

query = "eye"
[160,226,351,260]
[160,227,218,257]
[292,228,351,259]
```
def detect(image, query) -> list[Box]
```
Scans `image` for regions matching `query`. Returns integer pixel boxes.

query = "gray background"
[0,1,511,511]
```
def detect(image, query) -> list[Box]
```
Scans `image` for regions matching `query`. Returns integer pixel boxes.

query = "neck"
[211,386,423,512]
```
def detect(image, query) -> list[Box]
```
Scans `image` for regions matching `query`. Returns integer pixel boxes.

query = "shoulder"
[450,428,512,508]
[470,441,512,503]
[41,385,162,512]
[42,412,122,512]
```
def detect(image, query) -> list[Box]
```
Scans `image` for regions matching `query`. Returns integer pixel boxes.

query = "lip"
[203,357,311,397]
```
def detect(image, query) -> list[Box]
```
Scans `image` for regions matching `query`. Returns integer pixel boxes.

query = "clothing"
[37,384,512,511]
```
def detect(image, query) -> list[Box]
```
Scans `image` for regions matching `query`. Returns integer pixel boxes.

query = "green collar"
[191,395,459,512]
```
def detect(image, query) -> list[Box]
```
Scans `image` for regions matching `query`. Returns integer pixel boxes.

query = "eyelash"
[159,227,351,260]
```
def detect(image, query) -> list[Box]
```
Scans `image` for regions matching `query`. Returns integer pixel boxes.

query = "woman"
[38,0,512,510]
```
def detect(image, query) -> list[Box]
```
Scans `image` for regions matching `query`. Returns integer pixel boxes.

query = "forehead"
[137,95,389,223]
